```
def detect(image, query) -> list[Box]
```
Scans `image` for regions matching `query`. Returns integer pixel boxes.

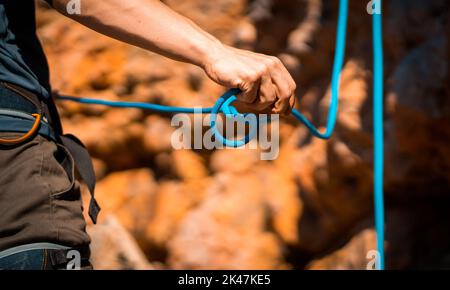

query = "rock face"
[88,215,154,270]
[36,0,449,269]
[166,165,300,269]
[306,228,377,270]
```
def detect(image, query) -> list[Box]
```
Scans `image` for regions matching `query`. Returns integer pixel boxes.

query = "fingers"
[257,74,277,109]
[211,46,296,115]
[272,94,296,116]
[269,57,296,99]
[232,100,272,115]
[236,77,260,104]
[237,75,275,111]
[289,94,296,109]
[272,98,290,116]
[235,60,276,111]
[255,56,295,116]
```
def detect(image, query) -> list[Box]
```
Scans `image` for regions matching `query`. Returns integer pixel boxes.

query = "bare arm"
[50,0,296,114]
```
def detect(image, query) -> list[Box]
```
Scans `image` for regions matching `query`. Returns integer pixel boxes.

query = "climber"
[0,0,296,269]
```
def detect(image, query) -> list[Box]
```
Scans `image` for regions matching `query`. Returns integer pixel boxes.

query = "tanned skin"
[50,0,296,115]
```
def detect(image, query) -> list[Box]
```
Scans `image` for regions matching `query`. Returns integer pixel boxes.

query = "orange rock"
[145,179,210,248]
[143,115,175,154]
[37,0,449,270]
[210,148,260,173]
[91,157,108,180]
[91,169,158,248]
[172,150,208,179]
[306,228,377,270]
[257,165,302,245]
[88,215,154,270]
[166,171,289,269]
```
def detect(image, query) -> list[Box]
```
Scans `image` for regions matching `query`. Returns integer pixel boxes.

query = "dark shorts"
[0,131,91,254]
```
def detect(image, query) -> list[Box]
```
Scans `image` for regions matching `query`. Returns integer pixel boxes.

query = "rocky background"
[36,0,449,269]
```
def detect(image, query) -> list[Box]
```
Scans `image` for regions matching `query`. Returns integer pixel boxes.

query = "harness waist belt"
[0,110,56,141]
[0,82,100,224]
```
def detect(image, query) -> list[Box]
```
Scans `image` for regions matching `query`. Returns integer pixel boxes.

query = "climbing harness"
[0,0,384,269]
[0,82,43,145]
[0,82,100,225]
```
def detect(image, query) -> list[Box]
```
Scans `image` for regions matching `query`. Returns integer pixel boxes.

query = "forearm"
[49,0,297,115]
[51,0,222,68]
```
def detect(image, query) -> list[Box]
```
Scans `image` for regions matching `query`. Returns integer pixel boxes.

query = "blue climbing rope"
[58,0,348,143]
[291,0,347,139]
[372,0,385,270]
[56,0,385,269]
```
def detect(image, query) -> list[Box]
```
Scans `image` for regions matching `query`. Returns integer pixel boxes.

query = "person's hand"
[202,44,296,116]
[54,0,296,115]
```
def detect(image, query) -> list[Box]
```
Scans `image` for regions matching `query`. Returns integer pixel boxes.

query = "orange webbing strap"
[0,113,42,145]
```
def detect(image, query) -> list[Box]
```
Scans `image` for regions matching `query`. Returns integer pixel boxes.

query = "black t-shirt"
[0,0,51,98]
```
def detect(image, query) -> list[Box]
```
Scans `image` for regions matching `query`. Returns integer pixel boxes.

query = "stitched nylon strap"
[0,114,56,141]
[60,134,100,224]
